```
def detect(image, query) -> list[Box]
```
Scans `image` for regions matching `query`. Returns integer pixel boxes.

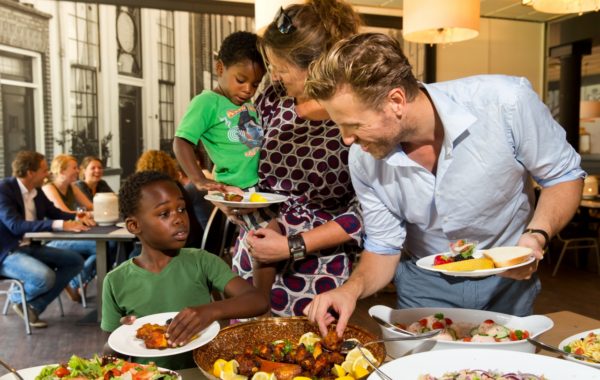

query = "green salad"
[35,355,178,380]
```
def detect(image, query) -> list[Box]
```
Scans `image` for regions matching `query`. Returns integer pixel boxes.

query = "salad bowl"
[369,305,553,358]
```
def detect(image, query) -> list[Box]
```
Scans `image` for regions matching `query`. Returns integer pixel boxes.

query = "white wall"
[436,18,545,97]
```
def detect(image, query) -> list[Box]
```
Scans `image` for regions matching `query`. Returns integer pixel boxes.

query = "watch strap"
[523,228,550,249]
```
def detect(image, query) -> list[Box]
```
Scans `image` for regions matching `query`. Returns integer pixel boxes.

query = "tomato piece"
[54,367,70,378]
[419,318,428,327]
[483,319,495,324]
[522,330,530,339]
[509,331,517,341]
[444,318,453,325]
[121,362,139,373]
[462,337,472,342]
[575,347,585,355]
[432,321,445,330]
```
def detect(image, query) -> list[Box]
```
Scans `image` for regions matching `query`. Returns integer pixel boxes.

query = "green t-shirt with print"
[175,90,263,189]
[101,248,237,370]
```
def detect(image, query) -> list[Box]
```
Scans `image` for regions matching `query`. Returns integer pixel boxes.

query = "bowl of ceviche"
[369,305,553,359]
[193,316,386,380]
[558,329,600,369]
[32,355,180,380]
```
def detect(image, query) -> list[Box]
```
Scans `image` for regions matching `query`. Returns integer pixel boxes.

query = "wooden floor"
[1,254,599,372]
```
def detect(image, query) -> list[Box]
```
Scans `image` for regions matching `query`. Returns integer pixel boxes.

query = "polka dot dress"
[231,85,363,316]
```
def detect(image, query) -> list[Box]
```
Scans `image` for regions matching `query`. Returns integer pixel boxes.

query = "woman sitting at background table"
[42,154,96,302]
[225,0,363,317]
[74,156,113,202]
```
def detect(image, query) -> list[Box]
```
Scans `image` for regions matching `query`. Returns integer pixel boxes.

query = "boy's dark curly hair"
[119,171,174,219]
[217,31,265,71]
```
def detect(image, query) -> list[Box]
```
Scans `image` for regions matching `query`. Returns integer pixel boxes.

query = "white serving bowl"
[369,305,554,358]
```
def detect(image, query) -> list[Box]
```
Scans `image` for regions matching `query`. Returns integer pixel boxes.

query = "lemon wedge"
[292,377,313,380]
[220,373,248,380]
[220,359,240,379]
[251,372,276,380]
[332,363,347,377]
[213,358,228,377]
[249,193,268,203]
[298,331,321,347]
[353,365,370,378]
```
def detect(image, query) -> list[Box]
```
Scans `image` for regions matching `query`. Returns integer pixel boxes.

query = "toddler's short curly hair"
[119,171,174,219]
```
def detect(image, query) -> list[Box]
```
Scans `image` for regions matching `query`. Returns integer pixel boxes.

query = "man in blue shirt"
[303,33,585,337]
[0,151,89,327]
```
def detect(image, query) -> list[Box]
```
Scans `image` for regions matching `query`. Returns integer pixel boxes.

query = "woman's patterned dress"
[231,85,363,316]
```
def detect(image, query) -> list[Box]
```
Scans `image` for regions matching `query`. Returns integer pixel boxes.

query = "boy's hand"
[119,315,137,325]
[165,306,216,347]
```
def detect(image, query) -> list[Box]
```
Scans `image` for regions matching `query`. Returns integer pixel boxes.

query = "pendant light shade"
[403,0,480,44]
[529,0,600,14]
[254,0,299,35]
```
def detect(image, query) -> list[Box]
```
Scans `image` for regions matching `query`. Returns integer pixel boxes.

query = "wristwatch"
[288,233,306,262]
[523,228,550,250]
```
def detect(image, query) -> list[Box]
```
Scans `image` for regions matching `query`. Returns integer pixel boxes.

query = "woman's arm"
[71,183,94,210]
[42,184,75,213]
[247,220,354,264]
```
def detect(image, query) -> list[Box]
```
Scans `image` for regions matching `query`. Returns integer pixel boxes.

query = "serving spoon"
[527,338,600,363]
[371,315,419,336]
[0,358,24,380]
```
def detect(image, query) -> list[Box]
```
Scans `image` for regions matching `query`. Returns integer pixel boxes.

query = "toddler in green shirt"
[174,31,266,194]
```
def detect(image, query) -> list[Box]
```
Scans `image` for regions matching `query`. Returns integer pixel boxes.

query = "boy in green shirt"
[101,171,268,369]
[174,31,266,194]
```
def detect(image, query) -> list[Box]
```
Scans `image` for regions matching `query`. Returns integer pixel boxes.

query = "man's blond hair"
[306,33,420,110]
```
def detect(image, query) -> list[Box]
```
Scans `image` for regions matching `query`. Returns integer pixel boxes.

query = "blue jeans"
[394,259,541,316]
[0,245,84,314]
[46,240,96,288]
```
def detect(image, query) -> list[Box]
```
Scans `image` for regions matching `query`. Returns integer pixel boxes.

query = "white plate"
[368,348,600,379]
[204,192,287,209]
[416,249,535,277]
[0,364,181,380]
[115,221,126,228]
[559,329,600,369]
[107,312,220,357]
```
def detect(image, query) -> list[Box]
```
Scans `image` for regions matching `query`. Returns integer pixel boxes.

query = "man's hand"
[498,232,543,280]
[166,305,216,347]
[79,214,96,227]
[63,220,90,232]
[304,286,358,338]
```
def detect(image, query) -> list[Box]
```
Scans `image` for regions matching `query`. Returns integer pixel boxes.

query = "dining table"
[24,225,135,323]
[1,310,598,379]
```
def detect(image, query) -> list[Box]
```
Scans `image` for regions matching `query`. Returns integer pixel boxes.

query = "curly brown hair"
[259,0,361,70]
[135,150,179,180]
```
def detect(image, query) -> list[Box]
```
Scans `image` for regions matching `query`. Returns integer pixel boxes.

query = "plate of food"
[107,312,220,357]
[3,355,181,380]
[416,244,535,278]
[204,192,287,209]
[369,348,600,379]
[559,329,600,369]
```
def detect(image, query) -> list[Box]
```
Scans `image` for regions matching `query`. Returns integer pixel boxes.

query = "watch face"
[117,11,136,53]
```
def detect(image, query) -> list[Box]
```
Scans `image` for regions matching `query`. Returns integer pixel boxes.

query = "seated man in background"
[0,151,90,327]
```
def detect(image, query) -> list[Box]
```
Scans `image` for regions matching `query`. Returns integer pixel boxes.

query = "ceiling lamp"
[528,0,600,14]
[403,0,480,44]
[254,0,299,35]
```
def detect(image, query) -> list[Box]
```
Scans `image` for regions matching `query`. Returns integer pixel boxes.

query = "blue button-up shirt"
[350,75,585,258]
